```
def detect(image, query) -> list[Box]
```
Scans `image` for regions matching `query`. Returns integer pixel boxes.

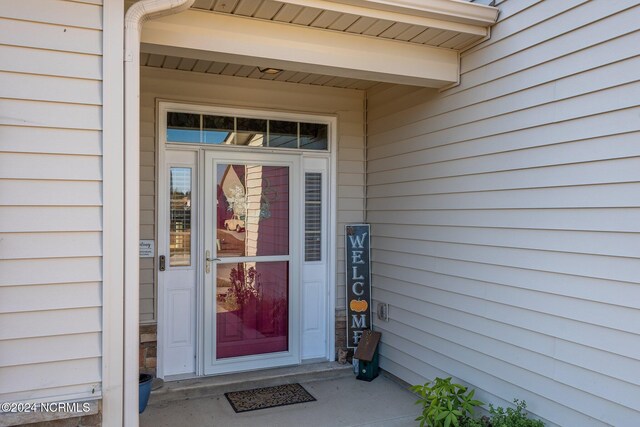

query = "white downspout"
[123,1,194,425]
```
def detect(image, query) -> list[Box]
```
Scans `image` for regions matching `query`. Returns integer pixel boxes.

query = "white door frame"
[156,101,337,379]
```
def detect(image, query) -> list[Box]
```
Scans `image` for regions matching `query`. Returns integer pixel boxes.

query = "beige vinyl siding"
[0,0,103,404]
[366,1,640,426]
[139,66,365,322]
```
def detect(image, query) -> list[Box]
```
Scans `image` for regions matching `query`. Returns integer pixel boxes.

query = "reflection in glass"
[216,261,288,359]
[269,120,298,148]
[236,117,267,147]
[169,168,191,266]
[300,122,328,150]
[166,110,329,151]
[167,112,200,143]
[203,115,234,144]
[216,164,289,257]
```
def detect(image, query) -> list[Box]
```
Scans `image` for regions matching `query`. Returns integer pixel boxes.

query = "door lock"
[205,250,220,274]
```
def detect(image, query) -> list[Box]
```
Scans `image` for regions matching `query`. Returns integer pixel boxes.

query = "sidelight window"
[169,167,192,266]
[304,172,322,262]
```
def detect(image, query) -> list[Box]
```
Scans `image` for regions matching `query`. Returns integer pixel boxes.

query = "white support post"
[102,0,125,426]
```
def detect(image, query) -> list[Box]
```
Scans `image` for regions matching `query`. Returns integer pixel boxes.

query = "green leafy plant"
[459,417,487,427]
[411,377,484,427]
[488,399,544,427]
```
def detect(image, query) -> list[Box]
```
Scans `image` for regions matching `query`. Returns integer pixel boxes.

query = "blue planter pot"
[139,373,153,414]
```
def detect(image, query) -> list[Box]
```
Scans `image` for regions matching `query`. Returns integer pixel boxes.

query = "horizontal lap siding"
[140,67,364,322]
[366,2,640,426]
[0,0,103,405]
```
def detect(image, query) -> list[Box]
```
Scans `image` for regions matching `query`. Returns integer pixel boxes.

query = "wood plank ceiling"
[140,52,382,90]
[191,0,483,50]
[140,0,490,89]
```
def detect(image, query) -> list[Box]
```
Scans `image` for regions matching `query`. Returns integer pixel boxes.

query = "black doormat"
[224,383,316,413]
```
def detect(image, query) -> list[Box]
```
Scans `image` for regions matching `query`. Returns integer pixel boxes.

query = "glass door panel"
[215,261,288,359]
[216,164,289,257]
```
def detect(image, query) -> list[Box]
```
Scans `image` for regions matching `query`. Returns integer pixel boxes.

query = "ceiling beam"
[141,10,460,88]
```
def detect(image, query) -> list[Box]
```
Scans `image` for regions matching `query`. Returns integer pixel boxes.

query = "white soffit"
[323,0,499,26]
[140,53,382,90]
[142,9,460,87]
[141,0,497,88]
[190,0,498,50]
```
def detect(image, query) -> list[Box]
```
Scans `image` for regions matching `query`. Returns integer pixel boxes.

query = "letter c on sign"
[352,282,364,296]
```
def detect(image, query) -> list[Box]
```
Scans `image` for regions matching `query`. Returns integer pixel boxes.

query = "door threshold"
[163,372,198,382]
[150,361,351,405]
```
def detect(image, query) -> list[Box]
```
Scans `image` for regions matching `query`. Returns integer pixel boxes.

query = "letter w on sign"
[345,224,371,348]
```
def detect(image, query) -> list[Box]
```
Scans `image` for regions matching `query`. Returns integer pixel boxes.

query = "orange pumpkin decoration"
[350,299,368,313]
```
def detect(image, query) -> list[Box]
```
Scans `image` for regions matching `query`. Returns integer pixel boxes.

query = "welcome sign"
[345,224,371,348]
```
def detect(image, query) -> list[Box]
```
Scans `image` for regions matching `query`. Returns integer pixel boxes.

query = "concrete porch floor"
[140,370,418,427]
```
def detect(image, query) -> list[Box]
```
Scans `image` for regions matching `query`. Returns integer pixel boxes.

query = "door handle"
[205,250,220,274]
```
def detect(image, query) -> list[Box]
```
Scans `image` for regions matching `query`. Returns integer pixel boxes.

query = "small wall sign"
[345,224,372,348]
[139,240,155,258]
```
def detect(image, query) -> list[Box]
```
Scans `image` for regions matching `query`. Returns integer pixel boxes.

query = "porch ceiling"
[138,0,498,88]
[141,53,381,90]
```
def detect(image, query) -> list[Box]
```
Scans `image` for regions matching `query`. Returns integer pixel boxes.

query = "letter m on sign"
[351,314,367,329]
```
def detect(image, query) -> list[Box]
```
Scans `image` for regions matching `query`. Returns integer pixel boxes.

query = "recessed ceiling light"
[258,67,283,75]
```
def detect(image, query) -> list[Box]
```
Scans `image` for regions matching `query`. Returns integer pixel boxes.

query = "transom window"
[167,111,328,150]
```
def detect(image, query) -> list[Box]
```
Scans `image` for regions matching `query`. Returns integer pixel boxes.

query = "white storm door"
[159,150,198,377]
[203,151,301,375]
